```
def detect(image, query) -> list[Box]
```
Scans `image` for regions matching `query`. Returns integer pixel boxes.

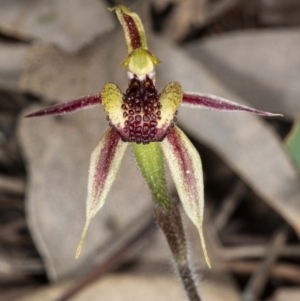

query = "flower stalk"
[155,201,202,301]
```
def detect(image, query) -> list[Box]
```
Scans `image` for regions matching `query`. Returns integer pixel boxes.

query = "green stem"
[132,142,202,301]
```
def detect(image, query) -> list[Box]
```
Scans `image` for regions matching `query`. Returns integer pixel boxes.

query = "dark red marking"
[166,128,196,199]
[123,13,142,50]
[25,93,101,118]
[94,130,120,195]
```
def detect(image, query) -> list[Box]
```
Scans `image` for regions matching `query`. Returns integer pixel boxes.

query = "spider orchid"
[26,5,280,269]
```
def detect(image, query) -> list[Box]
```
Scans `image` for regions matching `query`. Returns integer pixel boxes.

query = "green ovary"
[132,142,170,209]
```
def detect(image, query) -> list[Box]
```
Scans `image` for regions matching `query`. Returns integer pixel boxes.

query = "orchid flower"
[26,5,280,273]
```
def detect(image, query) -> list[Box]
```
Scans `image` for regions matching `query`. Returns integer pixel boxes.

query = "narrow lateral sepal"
[25,93,101,118]
[182,91,282,116]
[161,126,211,268]
[132,142,170,209]
[108,5,147,53]
[76,129,128,258]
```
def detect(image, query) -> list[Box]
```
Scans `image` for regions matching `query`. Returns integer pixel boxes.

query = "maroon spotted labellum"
[106,77,177,144]
[121,77,162,143]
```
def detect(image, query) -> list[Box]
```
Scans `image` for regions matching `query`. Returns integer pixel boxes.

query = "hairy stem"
[154,201,201,301]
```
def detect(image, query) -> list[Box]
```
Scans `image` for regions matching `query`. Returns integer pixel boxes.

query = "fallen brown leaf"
[0,43,29,91]
[185,29,300,117]
[0,0,114,52]
[153,0,240,41]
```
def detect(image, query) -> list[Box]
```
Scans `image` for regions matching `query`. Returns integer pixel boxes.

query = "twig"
[55,217,157,301]
[0,218,26,238]
[223,260,300,284]
[207,0,241,25]
[0,218,32,245]
[214,181,245,231]
[242,227,288,301]
[0,174,25,195]
[0,255,43,275]
[221,244,300,260]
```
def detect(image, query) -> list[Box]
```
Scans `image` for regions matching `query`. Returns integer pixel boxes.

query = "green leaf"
[286,118,300,172]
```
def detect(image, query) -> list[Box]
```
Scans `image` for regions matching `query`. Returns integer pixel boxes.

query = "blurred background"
[0,0,300,300]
